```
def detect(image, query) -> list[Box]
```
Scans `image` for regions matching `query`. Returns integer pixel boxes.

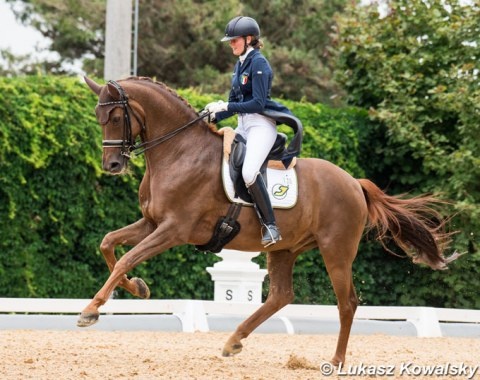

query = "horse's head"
[85,77,145,174]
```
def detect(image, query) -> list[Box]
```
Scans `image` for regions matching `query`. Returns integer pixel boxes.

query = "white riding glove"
[204,100,229,122]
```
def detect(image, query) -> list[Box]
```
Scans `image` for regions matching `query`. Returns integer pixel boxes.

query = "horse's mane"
[122,76,219,134]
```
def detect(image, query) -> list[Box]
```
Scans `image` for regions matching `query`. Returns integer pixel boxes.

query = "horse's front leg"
[100,217,155,298]
[77,222,181,327]
[223,250,298,356]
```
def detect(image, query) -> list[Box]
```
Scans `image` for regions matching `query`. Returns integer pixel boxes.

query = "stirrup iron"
[261,224,282,247]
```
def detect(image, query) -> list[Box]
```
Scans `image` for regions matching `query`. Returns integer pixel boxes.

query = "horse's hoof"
[330,356,343,367]
[222,343,243,357]
[77,312,99,327]
[132,277,150,299]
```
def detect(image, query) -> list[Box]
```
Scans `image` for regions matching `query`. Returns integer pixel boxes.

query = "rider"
[204,16,297,247]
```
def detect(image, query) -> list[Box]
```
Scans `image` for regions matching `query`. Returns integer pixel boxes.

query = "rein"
[133,115,206,155]
[98,80,208,158]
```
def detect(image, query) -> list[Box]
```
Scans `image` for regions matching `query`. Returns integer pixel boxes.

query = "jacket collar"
[239,48,260,67]
[239,46,254,64]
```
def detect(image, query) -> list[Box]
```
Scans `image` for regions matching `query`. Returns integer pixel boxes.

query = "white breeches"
[236,113,277,186]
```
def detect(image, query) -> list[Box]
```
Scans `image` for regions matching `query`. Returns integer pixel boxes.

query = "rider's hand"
[204,100,229,120]
[200,110,216,124]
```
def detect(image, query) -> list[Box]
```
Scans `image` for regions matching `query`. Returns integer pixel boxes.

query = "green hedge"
[0,76,472,308]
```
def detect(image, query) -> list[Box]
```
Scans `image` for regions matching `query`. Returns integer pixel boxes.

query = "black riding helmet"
[221,16,260,41]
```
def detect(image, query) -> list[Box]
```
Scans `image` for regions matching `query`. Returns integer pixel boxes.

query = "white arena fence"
[1,298,480,337]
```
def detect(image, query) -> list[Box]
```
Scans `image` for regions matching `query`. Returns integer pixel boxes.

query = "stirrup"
[261,224,282,247]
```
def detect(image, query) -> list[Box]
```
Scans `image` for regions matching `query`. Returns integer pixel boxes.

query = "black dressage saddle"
[229,110,303,203]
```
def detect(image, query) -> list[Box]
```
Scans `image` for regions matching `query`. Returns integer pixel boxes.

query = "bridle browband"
[97,80,208,158]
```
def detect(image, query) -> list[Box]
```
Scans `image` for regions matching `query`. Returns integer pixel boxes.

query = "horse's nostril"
[109,161,122,173]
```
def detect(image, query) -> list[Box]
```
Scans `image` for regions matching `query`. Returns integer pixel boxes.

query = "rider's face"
[229,36,251,56]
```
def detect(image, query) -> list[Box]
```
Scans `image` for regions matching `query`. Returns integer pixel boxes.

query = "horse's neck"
[131,82,223,176]
[143,113,222,175]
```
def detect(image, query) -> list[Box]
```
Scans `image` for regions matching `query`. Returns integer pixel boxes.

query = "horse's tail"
[358,178,460,270]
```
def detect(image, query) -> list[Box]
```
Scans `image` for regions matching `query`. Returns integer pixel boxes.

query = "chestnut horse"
[79,76,458,365]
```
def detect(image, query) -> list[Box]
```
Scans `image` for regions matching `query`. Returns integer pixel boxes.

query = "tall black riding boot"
[247,174,282,247]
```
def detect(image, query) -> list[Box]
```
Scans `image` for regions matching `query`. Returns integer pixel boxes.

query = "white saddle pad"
[221,159,298,209]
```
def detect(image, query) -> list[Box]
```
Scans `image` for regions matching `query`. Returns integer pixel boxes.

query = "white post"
[104,0,132,80]
[206,249,267,303]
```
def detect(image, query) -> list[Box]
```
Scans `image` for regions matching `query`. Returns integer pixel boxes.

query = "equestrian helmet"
[221,16,260,41]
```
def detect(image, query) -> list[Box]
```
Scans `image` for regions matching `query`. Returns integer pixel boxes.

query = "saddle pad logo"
[272,184,289,200]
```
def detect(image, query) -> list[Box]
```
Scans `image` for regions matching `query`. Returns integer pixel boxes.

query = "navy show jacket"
[215,48,302,167]
[216,49,292,122]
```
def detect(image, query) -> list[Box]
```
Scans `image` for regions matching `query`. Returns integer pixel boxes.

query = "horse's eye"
[112,115,121,125]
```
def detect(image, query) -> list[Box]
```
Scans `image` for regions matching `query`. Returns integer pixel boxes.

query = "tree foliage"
[1,75,477,307]
[6,0,105,61]
[2,1,479,309]
[0,75,363,302]
[3,0,346,104]
[333,0,480,306]
[0,76,220,299]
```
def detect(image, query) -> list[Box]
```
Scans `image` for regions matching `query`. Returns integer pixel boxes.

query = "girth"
[195,202,242,253]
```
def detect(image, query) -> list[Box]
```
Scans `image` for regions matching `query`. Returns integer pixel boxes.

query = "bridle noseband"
[97,80,145,158]
[97,80,208,158]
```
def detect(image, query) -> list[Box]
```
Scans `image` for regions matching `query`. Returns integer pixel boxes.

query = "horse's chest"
[139,187,164,220]
[139,188,153,218]
[140,198,150,215]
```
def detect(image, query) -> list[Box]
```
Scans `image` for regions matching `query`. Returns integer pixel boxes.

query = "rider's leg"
[240,115,281,247]
[240,114,277,184]
[247,172,282,247]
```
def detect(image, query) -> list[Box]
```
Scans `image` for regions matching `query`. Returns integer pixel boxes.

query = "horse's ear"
[106,82,122,100]
[84,76,102,95]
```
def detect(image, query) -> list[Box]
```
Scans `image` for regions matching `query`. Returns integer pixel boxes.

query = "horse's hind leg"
[222,250,298,357]
[100,217,155,298]
[321,245,359,366]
